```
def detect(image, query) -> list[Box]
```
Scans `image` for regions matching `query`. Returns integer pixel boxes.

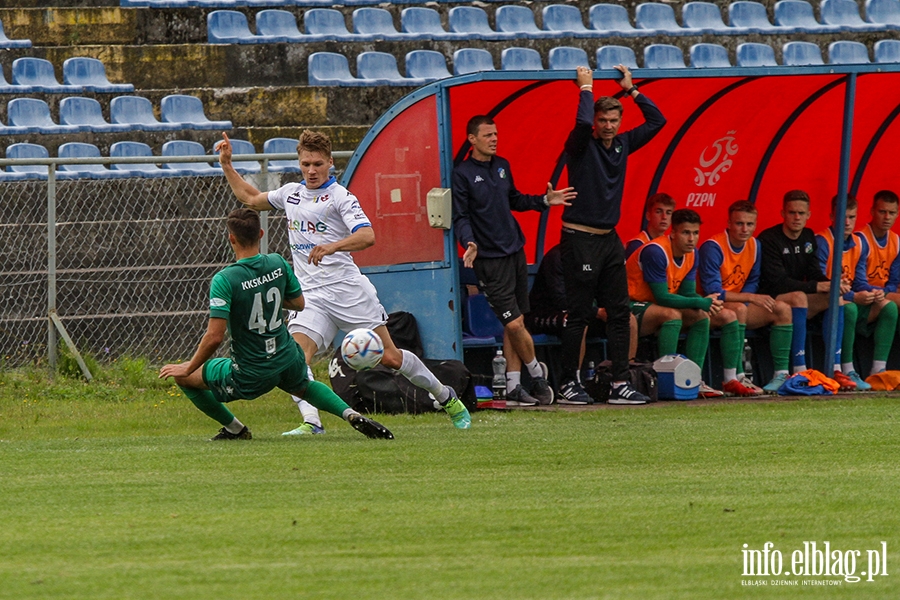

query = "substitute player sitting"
[159,208,392,441]
[817,194,895,385]
[217,131,471,433]
[624,192,675,259]
[698,200,794,395]
[626,209,729,397]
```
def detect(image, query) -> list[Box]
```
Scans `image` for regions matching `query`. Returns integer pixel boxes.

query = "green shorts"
[202,356,309,404]
[629,301,652,332]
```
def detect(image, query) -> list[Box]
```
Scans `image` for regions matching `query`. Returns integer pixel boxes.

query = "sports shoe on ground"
[844,370,871,391]
[739,374,765,395]
[557,379,592,405]
[348,414,394,439]
[722,378,758,397]
[282,422,326,436]
[698,381,724,398]
[762,372,789,394]
[607,382,648,405]
[210,426,252,441]
[442,387,471,429]
[506,384,539,407]
[832,370,858,391]
[529,377,554,405]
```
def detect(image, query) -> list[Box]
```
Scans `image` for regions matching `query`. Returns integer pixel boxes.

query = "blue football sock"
[790,307,808,369]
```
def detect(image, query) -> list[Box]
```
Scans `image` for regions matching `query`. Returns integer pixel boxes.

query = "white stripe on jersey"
[267,179,371,290]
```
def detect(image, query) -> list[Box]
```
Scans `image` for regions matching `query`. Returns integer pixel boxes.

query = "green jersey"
[209,253,302,377]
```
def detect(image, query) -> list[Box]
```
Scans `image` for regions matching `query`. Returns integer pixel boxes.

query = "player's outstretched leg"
[394,349,471,429]
[348,413,394,439]
[283,396,326,436]
[440,386,472,430]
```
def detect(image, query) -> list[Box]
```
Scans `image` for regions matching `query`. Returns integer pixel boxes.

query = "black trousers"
[559,227,631,383]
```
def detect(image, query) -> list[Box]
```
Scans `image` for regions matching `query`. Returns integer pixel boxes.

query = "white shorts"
[288,275,389,354]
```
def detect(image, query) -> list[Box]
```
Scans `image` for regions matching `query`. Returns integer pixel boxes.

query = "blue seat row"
[208,1,900,43]
[0,57,133,94]
[308,40,900,85]
[0,95,233,135]
[0,20,31,49]
[1,138,301,181]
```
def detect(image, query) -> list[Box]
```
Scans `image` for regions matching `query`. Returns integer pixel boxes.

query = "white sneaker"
[698,381,724,398]
[739,375,764,395]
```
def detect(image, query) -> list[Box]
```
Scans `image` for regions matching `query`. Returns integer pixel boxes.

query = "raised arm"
[563,66,598,159]
[216,132,273,211]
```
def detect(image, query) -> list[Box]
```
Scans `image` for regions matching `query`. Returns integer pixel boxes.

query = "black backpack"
[584,361,658,403]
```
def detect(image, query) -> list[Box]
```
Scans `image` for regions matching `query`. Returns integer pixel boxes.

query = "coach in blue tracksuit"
[452,115,575,406]
[559,64,666,406]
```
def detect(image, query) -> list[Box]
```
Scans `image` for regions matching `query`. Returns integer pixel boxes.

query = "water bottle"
[491,349,507,400]
[743,340,753,380]
[585,361,596,382]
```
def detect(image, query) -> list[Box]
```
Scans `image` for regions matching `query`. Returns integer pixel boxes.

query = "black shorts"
[473,249,530,326]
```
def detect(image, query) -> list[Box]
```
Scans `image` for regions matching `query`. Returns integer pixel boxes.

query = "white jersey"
[267,177,372,291]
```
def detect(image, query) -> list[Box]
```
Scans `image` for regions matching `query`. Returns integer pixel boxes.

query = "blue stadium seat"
[465,294,504,340]
[110,96,181,132]
[401,8,459,41]
[736,42,779,66]
[690,43,732,67]
[304,9,357,42]
[874,39,900,62]
[357,51,422,86]
[0,64,34,94]
[5,143,50,179]
[453,48,495,75]
[405,50,451,82]
[207,11,262,44]
[728,1,779,32]
[11,58,81,93]
[263,137,300,173]
[109,141,167,178]
[635,3,696,34]
[160,95,233,130]
[501,47,544,70]
[6,98,82,134]
[774,0,843,32]
[783,40,825,65]
[596,45,638,70]
[353,8,406,41]
[449,7,515,41]
[542,5,593,37]
[214,138,260,174]
[821,0,883,30]
[0,19,32,48]
[308,52,363,86]
[58,142,126,180]
[866,0,900,28]
[255,10,306,42]
[644,44,687,69]
[828,40,871,63]
[62,57,134,93]
[59,97,131,133]
[548,46,590,70]
[162,140,222,176]
[495,5,556,39]
[682,2,733,33]
[590,3,645,36]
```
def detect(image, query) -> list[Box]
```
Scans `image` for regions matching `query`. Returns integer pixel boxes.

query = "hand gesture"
[214,132,232,169]
[576,66,593,89]
[854,290,875,306]
[546,182,576,207]
[614,64,634,92]
[706,294,724,315]
[463,242,478,269]
[839,279,852,296]
[309,242,336,266]
[749,294,776,312]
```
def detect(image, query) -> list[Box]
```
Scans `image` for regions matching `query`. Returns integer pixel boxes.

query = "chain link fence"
[0,153,350,370]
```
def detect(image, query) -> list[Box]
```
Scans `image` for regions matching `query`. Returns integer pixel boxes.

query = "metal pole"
[47,164,57,374]
[824,73,856,370]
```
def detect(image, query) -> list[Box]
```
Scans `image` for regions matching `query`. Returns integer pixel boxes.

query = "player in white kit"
[216,130,472,431]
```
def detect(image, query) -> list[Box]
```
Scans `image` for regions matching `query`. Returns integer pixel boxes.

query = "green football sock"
[842,303,858,364]
[719,320,742,374]
[874,301,898,362]
[769,325,793,374]
[657,319,682,356]
[685,318,710,370]
[302,380,352,418]
[178,385,235,426]
[732,322,747,372]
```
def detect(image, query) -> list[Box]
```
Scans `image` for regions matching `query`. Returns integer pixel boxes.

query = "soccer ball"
[340,328,385,371]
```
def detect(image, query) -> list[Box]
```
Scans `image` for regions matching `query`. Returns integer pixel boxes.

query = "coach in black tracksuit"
[559,65,666,405]
[452,115,575,406]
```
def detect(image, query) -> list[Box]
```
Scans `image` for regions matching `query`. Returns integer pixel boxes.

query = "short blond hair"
[297,130,332,158]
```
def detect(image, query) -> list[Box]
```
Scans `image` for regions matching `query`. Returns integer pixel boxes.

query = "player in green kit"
[159,208,393,441]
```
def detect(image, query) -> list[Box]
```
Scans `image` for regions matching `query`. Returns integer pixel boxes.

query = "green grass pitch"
[1,363,899,599]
